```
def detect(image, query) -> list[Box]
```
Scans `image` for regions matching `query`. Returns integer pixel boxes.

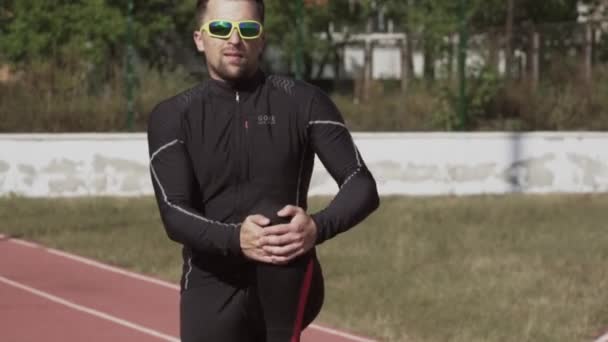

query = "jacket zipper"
[236,91,249,179]
[235,91,249,219]
[241,94,249,182]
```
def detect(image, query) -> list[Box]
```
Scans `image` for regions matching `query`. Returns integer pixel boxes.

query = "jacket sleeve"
[147,103,242,257]
[307,89,380,244]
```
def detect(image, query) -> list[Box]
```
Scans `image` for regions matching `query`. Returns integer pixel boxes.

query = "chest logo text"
[257,115,276,125]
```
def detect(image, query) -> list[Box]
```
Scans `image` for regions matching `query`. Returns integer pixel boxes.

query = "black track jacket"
[147,71,379,273]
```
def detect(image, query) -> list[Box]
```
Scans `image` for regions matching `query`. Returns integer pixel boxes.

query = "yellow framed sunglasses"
[200,19,264,40]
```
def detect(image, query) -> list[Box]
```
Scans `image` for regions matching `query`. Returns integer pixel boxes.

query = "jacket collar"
[206,70,265,99]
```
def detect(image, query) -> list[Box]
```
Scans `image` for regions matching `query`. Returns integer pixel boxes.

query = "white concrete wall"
[340,45,490,80]
[1,132,608,197]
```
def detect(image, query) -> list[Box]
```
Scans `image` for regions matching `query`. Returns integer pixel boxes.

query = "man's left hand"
[262,205,317,265]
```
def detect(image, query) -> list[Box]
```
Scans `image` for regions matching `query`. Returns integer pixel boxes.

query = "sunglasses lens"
[209,21,233,36]
[239,22,261,38]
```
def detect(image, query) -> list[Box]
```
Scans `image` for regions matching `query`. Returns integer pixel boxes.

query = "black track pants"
[180,252,324,342]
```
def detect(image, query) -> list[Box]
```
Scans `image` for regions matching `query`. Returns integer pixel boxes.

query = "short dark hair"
[196,0,265,27]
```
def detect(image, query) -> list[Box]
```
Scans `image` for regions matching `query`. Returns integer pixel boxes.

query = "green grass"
[1,194,608,341]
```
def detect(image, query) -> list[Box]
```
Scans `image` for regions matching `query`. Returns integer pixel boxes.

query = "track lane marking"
[0,275,180,342]
[3,236,377,342]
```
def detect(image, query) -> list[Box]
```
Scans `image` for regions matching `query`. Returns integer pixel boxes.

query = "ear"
[193,30,205,52]
[259,33,267,58]
[257,31,266,50]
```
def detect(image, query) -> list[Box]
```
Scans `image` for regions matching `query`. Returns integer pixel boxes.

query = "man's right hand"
[240,215,273,263]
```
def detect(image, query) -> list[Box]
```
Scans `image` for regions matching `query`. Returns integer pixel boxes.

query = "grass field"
[1,194,608,341]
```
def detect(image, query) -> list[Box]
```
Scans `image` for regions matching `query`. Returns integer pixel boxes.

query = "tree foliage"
[0,0,198,68]
[265,0,369,79]
[0,0,595,73]
[0,0,124,63]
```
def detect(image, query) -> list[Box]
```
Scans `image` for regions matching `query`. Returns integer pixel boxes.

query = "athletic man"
[147,0,379,341]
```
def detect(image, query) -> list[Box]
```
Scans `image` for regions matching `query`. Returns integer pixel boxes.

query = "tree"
[105,0,198,69]
[0,0,125,64]
[264,0,370,80]
[0,0,197,69]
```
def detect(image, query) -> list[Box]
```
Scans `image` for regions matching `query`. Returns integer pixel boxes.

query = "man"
[147,0,379,341]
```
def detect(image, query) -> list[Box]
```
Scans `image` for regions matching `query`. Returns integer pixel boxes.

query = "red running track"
[0,235,376,342]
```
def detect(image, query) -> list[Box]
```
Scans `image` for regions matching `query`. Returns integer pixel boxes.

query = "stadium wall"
[1,132,607,197]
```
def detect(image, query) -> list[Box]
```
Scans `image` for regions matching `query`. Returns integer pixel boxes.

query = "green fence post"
[457,0,468,130]
[126,0,135,131]
[295,0,304,80]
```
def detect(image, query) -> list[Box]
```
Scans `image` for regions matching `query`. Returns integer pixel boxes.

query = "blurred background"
[2,0,607,133]
[2,1,608,342]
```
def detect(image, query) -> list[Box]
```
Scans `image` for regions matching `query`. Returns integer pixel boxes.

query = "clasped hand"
[240,205,317,265]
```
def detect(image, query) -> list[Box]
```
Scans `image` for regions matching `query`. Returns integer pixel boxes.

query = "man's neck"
[209,69,263,91]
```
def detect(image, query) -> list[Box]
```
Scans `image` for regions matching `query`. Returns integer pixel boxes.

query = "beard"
[210,57,257,83]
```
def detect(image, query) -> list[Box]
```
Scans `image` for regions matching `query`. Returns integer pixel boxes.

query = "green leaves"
[379,0,581,34]
[264,0,379,79]
[0,0,125,63]
[0,0,589,72]
[0,0,193,67]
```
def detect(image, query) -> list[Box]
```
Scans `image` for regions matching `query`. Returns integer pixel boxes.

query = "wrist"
[310,214,323,245]
[231,225,244,257]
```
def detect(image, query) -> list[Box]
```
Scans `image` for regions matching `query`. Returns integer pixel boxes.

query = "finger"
[248,214,270,227]
[277,205,302,217]
[262,224,294,236]
[271,249,305,264]
[243,249,272,263]
[264,242,301,257]
[290,212,309,225]
[253,254,274,264]
[271,258,291,266]
[263,233,298,246]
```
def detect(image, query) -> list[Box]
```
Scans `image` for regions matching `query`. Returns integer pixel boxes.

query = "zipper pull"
[236,91,240,103]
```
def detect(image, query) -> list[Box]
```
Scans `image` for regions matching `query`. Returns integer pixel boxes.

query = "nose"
[227,27,242,44]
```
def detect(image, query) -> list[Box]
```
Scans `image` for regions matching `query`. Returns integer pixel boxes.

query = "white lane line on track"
[308,324,377,342]
[47,249,181,290]
[0,275,180,342]
[10,238,39,248]
[6,237,377,342]
[595,332,608,342]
